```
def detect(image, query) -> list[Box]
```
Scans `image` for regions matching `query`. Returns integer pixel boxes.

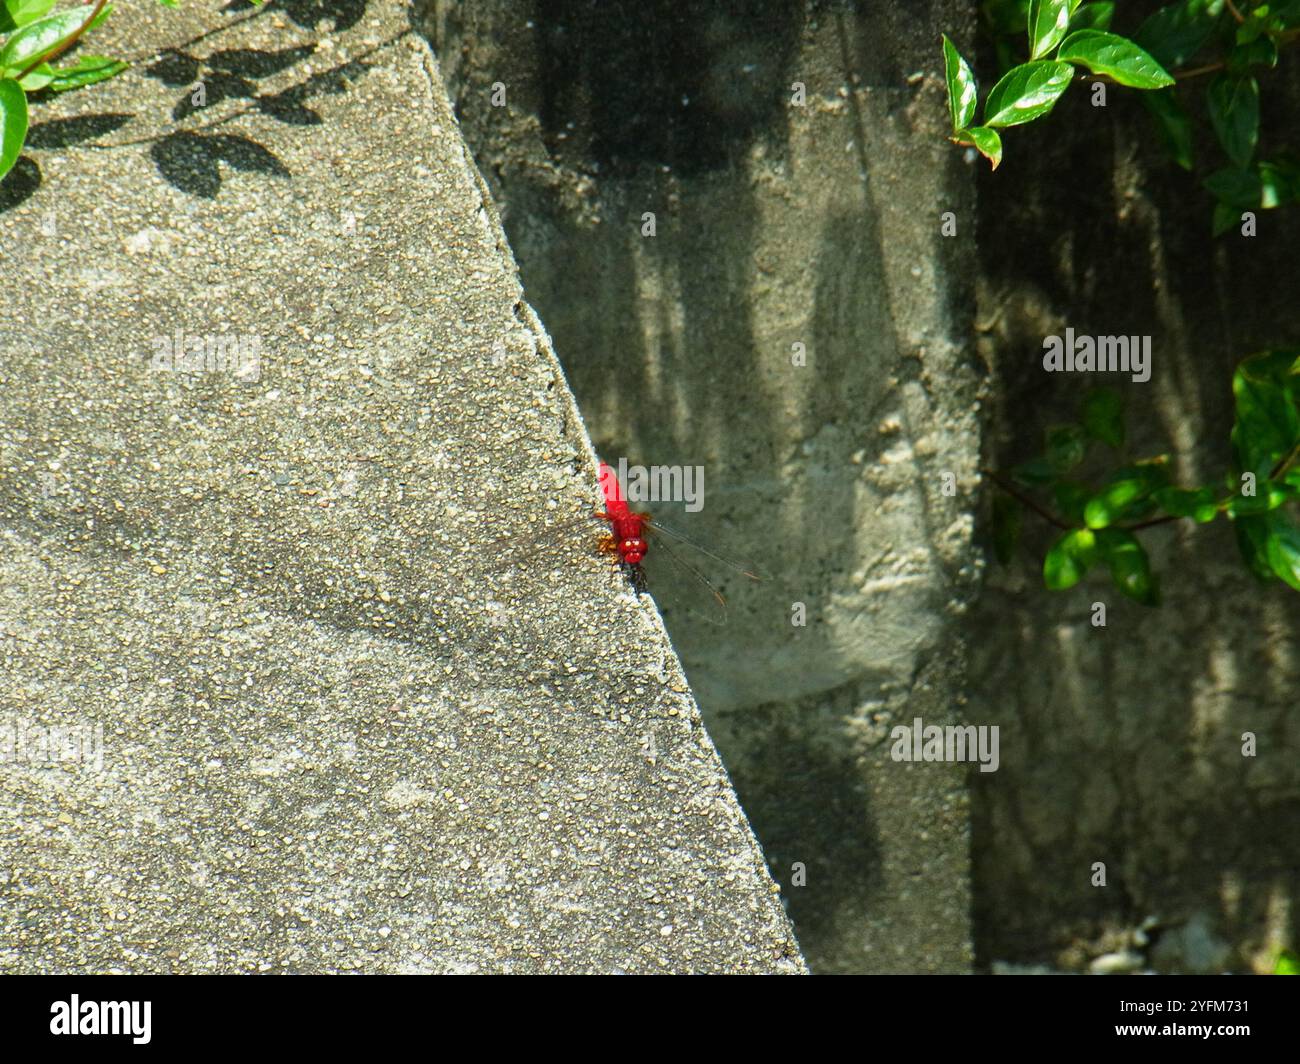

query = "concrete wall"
[424,0,983,972]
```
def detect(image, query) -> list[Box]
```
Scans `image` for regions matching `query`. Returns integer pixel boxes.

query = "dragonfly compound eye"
[621,538,647,564]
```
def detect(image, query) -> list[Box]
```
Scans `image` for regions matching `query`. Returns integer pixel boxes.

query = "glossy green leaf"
[1010,456,1055,485]
[1028,0,1073,59]
[1085,478,1146,528]
[0,76,27,180]
[1081,387,1124,447]
[983,0,1033,36]
[46,53,127,92]
[1045,424,1087,473]
[942,35,978,131]
[983,61,1074,128]
[953,125,1003,169]
[1053,481,1092,524]
[1084,459,1170,527]
[1234,513,1277,581]
[1153,486,1219,523]
[1228,35,1278,75]
[1258,159,1300,210]
[1227,483,1293,516]
[1263,512,1300,590]
[0,4,114,73]
[1212,200,1242,236]
[1276,950,1300,975]
[1056,30,1175,89]
[1044,527,1097,590]
[0,0,57,32]
[1134,0,1223,70]
[1205,166,1263,209]
[1140,88,1193,171]
[1207,75,1259,169]
[15,59,51,89]
[1230,351,1300,477]
[1069,2,1113,31]
[1098,529,1159,605]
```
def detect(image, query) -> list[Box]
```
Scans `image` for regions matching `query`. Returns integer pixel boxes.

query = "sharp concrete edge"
[0,0,804,974]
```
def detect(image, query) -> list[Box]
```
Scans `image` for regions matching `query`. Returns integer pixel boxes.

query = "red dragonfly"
[595,460,759,612]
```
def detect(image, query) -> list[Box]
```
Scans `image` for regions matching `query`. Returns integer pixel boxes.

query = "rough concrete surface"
[0,0,803,973]
[426,0,979,973]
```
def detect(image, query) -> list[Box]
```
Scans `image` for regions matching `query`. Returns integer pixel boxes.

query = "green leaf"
[1234,513,1277,581]
[1134,0,1223,70]
[0,0,57,32]
[1053,480,1091,524]
[984,0,1033,37]
[1274,0,1300,27]
[1081,387,1124,447]
[1276,950,1300,975]
[953,125,1003,169]
[942,35,978,131]
[15,59,51,89]
[983,61,1074,128]
[1258,159,1300,209]
[1207,75,1259,168]
[1230,350,1300,477]
[1045,424,1087,473]
[1028,0,1073,59]
[0,4,114,74]
[1085,478,1147,528]
[1056,30,1175,89]
[1153,486,1219,523]
[1011,456,1055,485]
[1044,527,1097,590]
[1205,166,1263,209]
[1212,200,1242,236]
[992,495,1022,565]
[1228,34,1278,74]
[1084,460,1170,527]
[1227,483,1293,516]
[1140,88,1193,171]
[0,76,27,180]
[1098,529,1159,605]
[1263,512,1300,590]
[1069,2,1113,31]
[46,53,127,92]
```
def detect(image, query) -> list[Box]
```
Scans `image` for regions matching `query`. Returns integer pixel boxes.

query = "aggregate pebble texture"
[0,1,804,974]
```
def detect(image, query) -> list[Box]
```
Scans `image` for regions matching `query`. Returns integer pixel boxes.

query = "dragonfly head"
[619,537,647,565]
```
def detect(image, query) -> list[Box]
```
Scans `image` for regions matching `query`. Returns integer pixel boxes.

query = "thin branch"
[981,468,1072,530]
[1124,513,1184,532]
[1270,439,1300,480]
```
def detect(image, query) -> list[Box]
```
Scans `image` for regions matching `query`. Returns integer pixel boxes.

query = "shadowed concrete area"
[424,0,980,973]
[0,0,802,974]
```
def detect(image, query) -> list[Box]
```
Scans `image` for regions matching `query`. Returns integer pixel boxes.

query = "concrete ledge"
[0,0,802,974]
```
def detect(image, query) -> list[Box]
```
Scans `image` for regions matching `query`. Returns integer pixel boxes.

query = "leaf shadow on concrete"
[144,1,397,199]
[225,0,369,34]
[1,115,135,213]
[0,156,42,211]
